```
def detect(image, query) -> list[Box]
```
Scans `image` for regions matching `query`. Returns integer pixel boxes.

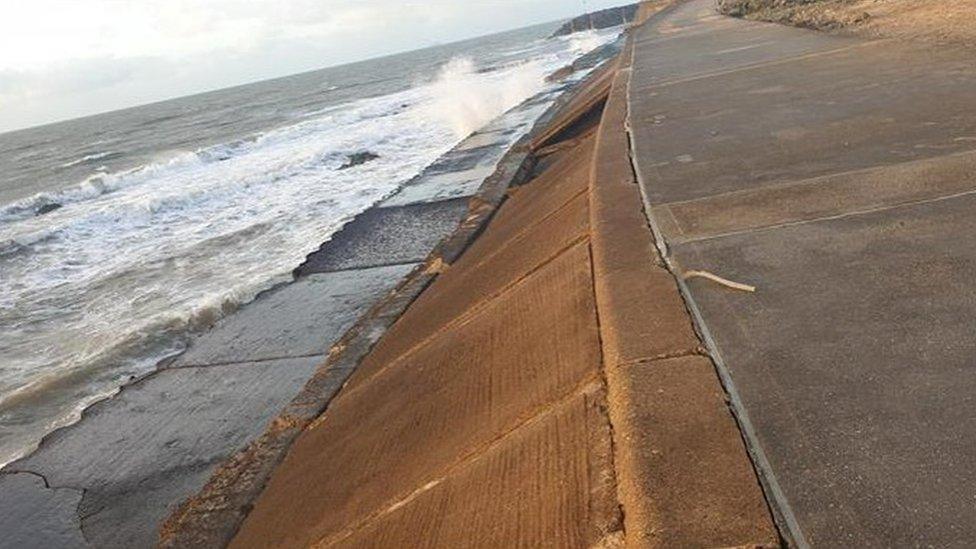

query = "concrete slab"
[607,356,777,548]
[672,195,976,547]
[629,1,976,546]
[231,243,602,548]
[4,356,321,549]
[654,149,976,244]
[331,388,619,548]
[350,200,590,388]
[0,472,86,549]
[630,1,851,90]
[424,142,506,175]
[295,202,465,274]
[631,3,976,205]
[591,66,701,367]
[454,128,511,151]
[463,137,593,261]
[174,264,414,366]
[379,166,495,207]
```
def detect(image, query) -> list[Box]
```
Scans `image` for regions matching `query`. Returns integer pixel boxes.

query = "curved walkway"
[630,1,976,546]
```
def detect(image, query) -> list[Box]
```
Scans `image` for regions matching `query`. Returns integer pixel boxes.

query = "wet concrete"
[630,1,976,546]
[294,201,468,275]
[0,258,415,548]
[0,48,625,548]
[230,130,615,549]
[380,168,495,207]
[0,472,85,548]
[173,265,415,366]
[0,119,519,549]
[7,357,323,549]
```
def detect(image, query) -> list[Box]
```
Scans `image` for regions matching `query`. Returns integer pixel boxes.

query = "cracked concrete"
[0,471,87,548]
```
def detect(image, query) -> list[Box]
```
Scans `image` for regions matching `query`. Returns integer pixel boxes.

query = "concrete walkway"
[630,1,976,546]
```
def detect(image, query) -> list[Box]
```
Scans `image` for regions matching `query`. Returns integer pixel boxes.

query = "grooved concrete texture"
[332,388,619,549]
[232,132,615,547]
[631,1,976,546]
[346,141,595,389]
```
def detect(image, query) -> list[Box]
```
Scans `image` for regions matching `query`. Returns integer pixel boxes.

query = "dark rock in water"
[339,151,380,170]
[551,3,639,37]
[36,203,62,215]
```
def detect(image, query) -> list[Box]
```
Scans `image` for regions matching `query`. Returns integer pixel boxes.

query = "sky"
[0,0,631,133]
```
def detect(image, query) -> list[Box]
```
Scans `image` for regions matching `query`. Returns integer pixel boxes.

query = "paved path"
[630,2,976,546]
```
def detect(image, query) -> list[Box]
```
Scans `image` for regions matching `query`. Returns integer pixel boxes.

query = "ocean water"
[0,23,623,466]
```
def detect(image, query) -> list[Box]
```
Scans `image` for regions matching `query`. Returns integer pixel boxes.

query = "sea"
[0,21,624,466]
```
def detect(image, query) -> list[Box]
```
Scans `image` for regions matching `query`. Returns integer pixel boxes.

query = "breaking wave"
[0,23,623,467]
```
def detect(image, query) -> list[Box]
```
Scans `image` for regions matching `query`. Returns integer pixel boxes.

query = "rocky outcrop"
[550,3,639,37]
[338,151,380,170]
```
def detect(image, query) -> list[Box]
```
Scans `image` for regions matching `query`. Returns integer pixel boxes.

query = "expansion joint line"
[314,375,604,548]
[620,45,809,549]
[337,231,591,399]
[585,240,629,540]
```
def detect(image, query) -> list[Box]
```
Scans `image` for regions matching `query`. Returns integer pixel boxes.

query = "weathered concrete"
[608,356,777,547]
[631,1,976,546]
[5,357,321,549]
[0,262,419,548]
[379,168,495,207]
[2,57,600,548]
[0,472,86,549]
[347,146,593,388]
[226,82,623,546]
[224,26,778,545]
[233,244,605,547]
[158,71,581,546]
[174,265,414,366]
[593,44,777,547]
[294,202,465,274]
[332,387,619,548]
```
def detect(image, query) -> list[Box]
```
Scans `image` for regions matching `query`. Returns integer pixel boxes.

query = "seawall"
[0,51,607,549]
[162,2,781,546]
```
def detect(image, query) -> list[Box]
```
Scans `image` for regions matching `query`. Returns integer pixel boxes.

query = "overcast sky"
[0,0,630,133]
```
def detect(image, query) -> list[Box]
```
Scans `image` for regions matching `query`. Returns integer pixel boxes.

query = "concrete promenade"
[630,1,976,546]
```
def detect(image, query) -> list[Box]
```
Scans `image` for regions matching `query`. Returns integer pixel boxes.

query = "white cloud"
[0,0,632,132]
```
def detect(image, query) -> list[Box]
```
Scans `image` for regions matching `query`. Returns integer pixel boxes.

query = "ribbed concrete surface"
[229,4,778,546]
[231,129,620,547]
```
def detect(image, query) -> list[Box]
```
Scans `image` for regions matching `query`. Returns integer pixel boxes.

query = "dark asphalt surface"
[630,2,976,546]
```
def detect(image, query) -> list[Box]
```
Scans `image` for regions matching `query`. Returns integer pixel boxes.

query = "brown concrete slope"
[630,1,976,546]
[231,130,619,548]
[227,13,778,549]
